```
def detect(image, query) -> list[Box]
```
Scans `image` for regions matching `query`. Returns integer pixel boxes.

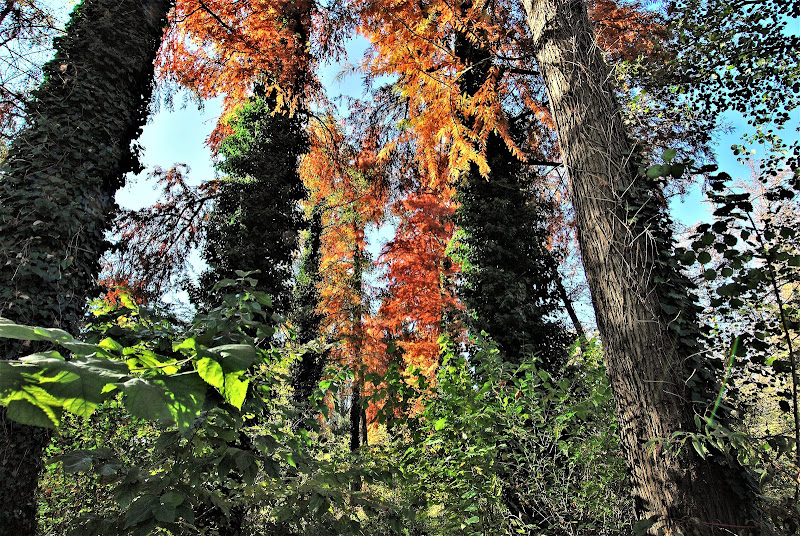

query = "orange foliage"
[300,115,389,429]
[355,0,532,184]
[158,0,319,145]
[355,0,665,183]
[589,0,666,62]
[376,183,460,382]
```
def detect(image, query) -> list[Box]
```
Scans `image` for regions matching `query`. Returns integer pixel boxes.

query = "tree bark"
[520,0,755,533]
[0,1,171,533]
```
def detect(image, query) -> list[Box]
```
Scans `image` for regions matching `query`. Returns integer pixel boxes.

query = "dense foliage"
[194,89,308,311]
[454,132,570,370]
[0,0,797,534]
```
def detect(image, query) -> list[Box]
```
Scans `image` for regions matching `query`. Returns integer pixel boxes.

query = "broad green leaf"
[156,372,206,431]
[172,337,197,353]
[97,337,123,353]
[210,344,258,371]
[221,372,248,410]
[21,354,128,418]
[6,398,59,428]
[53,450,94,473]
[0,318,71,342]
[646,165,665,179]
[196,357,224,389]
[120,378,172,422]
[153,504,176,523]
[662,148,677,162]
[124,495,157,528]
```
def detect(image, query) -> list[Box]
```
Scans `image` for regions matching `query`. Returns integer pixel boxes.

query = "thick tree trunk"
[521,0,755,533]
[0,1,171,533]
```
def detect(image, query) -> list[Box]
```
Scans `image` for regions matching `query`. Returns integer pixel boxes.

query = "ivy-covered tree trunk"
[0,0,171,532]
[290,205,327,428]
[195,88,308,312]
[455,132,569,370]
[521,0,755,533]
[453,17,568,371]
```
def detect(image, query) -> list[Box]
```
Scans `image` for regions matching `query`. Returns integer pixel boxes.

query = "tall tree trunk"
[291,205,327,430]
[521,0,755,533]
[348,238,366,491]
[0,1,171,533]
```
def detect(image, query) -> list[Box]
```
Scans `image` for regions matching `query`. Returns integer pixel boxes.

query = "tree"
[194,88,308,312]
[289,203,328,428]
[0,0,171,532]
[454,130,569,371]
[300,114,388,458]
[101,164,216,305]
[0,0,63,147]
[158,0,317,146]
[520,0,756,532]
[377,185,460,386]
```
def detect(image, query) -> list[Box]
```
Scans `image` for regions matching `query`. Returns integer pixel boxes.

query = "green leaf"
[691,437,708,459]
[210,344,258,371]
[670,163,686,179]
[125,495,157,528]
[6,398,59,428]
[0,318,69,342]
[98,337,123,353]
[632,516,659,535]
[196,357,224,390]
[221,373,248,410]
[662,148,677,162]
[153,504,176,523]
[646,164,666,179]
[22,354,128,418]
[157,373,206,431]
[160,490,186,507]
[120,378,172,422]
[434,418,447,431]
[465,516,479,524]
[697,251,712,264]
[53,450,94,473]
